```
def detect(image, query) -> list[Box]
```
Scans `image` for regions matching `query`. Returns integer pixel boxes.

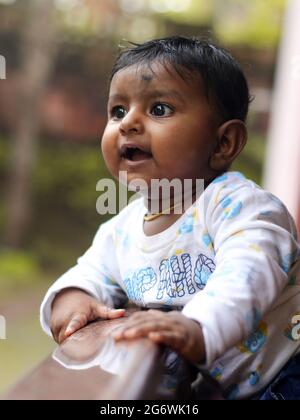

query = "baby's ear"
[209,119,247,171]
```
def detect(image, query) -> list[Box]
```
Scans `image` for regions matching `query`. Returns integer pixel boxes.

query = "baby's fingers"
[113,320,166,341]
[61,312,89,342]
[94,303,126,320]
[148,331,184,352]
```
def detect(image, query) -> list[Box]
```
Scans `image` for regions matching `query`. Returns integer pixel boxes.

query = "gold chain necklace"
[144,201,184,222]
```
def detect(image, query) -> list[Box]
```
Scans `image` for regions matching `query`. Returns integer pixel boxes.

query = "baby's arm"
[182,181,299,366]
[40,221,128,341]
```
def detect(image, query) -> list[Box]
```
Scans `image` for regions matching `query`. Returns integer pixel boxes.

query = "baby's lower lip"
[121,149,153,165]
[121,156,152,166]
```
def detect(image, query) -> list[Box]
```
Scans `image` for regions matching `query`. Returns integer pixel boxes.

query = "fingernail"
[125,329,135,337]
[65,324,75,336]
[149,332,159,339]
[112,326,124,338]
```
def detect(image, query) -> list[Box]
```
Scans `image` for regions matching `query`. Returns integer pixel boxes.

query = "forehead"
[109,62,204,100]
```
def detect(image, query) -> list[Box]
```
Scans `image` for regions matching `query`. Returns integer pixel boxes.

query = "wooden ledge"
[2,316,163,400]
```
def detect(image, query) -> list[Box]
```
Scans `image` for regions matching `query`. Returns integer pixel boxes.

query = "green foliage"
[0,138,113,277]
[0,250,40,291]
[33,141,110,212]
[163,0,213,26]
[29,141,113,270]
[0,0,289,49]
[214,0,287,48]
[157,0,287,48]
[232,134,265,185]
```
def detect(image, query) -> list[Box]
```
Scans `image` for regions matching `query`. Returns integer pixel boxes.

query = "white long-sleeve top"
[40,171,300,399]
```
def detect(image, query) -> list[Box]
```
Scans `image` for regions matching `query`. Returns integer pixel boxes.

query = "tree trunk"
[5,0,57,247]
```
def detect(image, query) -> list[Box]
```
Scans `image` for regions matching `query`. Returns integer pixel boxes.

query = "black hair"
[110,36,252,122]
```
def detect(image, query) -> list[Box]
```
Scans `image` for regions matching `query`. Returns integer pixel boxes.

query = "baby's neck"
[143,211,184,237]
[142,189,199,237]
[144,182,201,214]
[141,175,218,236]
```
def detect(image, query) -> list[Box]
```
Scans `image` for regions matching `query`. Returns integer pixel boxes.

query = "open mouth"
[121,146,152,162]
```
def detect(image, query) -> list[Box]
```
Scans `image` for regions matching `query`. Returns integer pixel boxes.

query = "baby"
[40,36,300,400]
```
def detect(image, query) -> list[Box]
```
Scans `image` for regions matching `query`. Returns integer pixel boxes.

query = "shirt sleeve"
[40,219,128,336]
[182,180,299,367]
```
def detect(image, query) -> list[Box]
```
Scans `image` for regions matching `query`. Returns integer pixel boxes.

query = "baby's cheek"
[101,131,112,156]
[101,140,120,176]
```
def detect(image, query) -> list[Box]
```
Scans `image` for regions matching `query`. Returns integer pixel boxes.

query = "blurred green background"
[0,0,286,394]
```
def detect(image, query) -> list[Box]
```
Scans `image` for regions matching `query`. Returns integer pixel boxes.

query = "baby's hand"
[113,310,205,364]
[50,287,125,344]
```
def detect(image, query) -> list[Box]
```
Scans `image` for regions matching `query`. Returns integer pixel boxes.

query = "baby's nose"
[119,110,144,135]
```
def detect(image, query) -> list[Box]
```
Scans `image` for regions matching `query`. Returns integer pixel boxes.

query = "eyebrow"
[108,89,184,103]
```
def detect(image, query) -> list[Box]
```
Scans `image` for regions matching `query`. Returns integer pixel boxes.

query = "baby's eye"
[111,106,127,120]
[151,103,173,117]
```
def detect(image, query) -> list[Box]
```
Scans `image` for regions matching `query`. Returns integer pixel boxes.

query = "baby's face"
[101,61,220,191]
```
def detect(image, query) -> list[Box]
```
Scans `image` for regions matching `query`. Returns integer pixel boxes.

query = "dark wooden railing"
[2,312,223,400]
[2,316,164,400]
